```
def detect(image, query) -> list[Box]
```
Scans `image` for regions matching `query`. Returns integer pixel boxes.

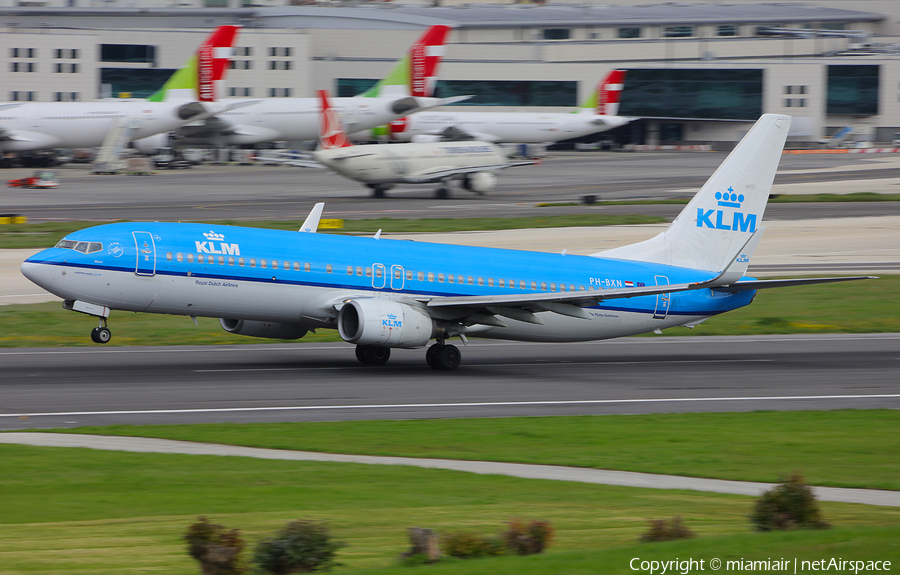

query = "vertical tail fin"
[318,91,353,150]
[361,25,451,98]
[147,25,240,103]
[595,69,627,115]
[596,114,792,273]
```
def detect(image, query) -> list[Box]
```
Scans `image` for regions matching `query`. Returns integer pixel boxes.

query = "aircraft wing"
[401,159,539,183]
[419,275,875,325]
[715,276,877,292]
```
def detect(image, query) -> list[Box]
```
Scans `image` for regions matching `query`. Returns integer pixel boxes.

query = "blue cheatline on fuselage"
[25,221,756,321]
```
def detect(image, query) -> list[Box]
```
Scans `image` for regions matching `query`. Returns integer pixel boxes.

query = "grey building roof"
[0,3,884,32]
[253,3,885,30]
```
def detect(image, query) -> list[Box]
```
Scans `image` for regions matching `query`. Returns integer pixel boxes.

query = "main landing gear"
[353,341,462,371]
[426,342,461,371]
[355,345,391,365]
[90,318,112,344]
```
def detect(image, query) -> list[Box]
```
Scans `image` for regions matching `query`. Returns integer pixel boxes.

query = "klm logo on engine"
[697,187,756,233]
[383,313,402,328]
[195,230,241,256]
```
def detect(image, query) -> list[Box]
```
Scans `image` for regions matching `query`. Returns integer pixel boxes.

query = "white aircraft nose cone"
[20,260,56,292]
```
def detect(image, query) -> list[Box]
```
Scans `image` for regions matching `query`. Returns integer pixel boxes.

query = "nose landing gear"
[90,318,112,344]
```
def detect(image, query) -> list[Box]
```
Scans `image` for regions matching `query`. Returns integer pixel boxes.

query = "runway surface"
[5,152,900,222]
[2,432,898,507]
[1,333,897,430]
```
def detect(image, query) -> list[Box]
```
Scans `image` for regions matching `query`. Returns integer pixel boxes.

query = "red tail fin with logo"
[197,25,240,102]
[409,25,450,98]
[597,69,626,116]
[318,91,353,150]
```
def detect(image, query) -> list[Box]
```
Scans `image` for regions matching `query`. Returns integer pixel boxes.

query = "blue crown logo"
[386,314,397,320]
[716,187,744,208]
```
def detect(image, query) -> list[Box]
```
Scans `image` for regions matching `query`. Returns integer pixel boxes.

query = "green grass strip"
[0,215,665,249]
[0,441,898,574]
[55,410,900,491]
[1,275,895,348]
[537,192,900,207]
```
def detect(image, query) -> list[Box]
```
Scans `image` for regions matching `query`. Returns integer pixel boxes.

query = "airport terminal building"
[2,0,900,145]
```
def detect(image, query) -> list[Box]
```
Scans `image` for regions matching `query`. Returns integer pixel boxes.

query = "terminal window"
[337,79,577,106]
[101,44,156,64]
[543,29,570,40]
[827,65,879,115]
[618,68,763,120]
[664,26,694,38]
[618,27,641,39]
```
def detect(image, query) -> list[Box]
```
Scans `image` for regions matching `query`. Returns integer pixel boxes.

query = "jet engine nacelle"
[219,318,308,340]
[337,298,435,348]
[132,133,171,154]
[464,172,498,193]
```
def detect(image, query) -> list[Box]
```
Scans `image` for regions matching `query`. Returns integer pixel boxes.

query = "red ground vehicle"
[7,170,60,189]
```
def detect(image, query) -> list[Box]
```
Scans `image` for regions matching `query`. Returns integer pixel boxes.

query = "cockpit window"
[55,239,103,253]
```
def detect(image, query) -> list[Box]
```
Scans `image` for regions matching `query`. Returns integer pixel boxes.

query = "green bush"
[639,516,695,542]
[441,531,506,559]
[502,518,554,555]
[252,520,345,574]
[750,473,830,531]
[184,517,246,575]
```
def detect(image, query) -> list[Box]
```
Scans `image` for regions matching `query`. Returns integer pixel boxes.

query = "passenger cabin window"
[187,254,194,263]
[239,257,245,266]
[304,263,310,272]
[347,266,353,275]
[177,253,183,262]
[326,265,332,273]
[198,255,205,263]
[249,258,256,267]
[166,252,173,261]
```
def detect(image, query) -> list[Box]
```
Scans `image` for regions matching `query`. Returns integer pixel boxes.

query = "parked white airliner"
[0,26,241,154]
[141,25,466,150]
[21,114,872,370]
[355,69,632,144]
[285,91,539,198]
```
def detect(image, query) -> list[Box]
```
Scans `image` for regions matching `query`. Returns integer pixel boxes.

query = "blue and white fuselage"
[20,114,871,370]
[21,222,754,343]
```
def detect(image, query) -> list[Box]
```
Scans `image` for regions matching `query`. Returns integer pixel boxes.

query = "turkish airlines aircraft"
[354,69,632,144]
[21,114,872,370]
[293,91,538,197]
[0,26,241,154]
[149,25,466,149]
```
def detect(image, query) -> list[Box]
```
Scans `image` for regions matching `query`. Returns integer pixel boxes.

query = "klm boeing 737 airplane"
[20,114,872,370]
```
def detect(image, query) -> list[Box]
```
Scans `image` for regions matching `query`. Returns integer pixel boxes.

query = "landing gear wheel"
[435,344,461,371]
[435,186,449,199]
[356,345,390,366]
[90,327,111,344]
[425,343,442,369]
[367,183,388,198]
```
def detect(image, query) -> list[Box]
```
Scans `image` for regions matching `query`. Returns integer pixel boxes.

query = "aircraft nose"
[20,258,56,292]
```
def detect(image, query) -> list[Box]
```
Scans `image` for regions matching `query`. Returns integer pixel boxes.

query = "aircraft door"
[653,275,670,319]
[133,231,156,277]
[372,263,386,289]
[390,265,404,290]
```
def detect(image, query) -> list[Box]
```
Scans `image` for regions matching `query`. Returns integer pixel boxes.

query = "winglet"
[299,202,325,233]
[361,25,451,98]
[148,25,240,103]
[689,227,765,288]
[318,91,353,149]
